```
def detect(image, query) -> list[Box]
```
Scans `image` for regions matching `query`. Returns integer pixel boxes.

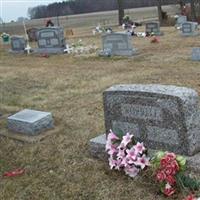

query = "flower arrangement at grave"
[105,130,200,199]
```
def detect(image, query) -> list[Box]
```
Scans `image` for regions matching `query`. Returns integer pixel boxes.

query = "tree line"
[28,0,176,19]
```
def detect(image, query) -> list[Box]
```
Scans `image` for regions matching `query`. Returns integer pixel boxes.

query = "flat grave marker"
[8,109,54,136]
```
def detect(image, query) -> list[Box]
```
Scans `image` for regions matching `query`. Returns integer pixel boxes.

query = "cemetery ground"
[1,26,200,199]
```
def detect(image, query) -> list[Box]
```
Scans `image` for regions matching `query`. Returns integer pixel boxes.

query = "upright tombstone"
[10,36,26,53]
[90,84,200,157]
[175,15,187,28]
[192,47,200,61]
[181,22,199,36]
[101,32,136,56]
[145,22,162,35]
[36,27,66,54]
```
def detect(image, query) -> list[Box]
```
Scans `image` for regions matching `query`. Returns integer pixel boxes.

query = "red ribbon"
[3,168,25,177]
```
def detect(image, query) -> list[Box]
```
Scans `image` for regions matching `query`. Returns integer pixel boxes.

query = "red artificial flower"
[156,170,166,182]
[183,194,197,200]
[165,152,176,161]
[170,160,180,172]
[165,164,176,176]
[166,175,176,185]
[163,184,176,197]
[160,153,176,167]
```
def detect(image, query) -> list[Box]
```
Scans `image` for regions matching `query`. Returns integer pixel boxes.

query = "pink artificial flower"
[121,132,133,146]
[121,156,130,167]
[126,148,138,161]
[134,142,146,154]
[107,130,119,142]
[107,145,117,155]
[108,156,117,169]
[124,165,140,178]
[117,147,126,159]
[133,154,150,169]
[115,158,123,170]
[105,140,112,151]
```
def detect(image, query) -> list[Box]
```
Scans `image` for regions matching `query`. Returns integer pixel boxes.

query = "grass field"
[1,23,200,200]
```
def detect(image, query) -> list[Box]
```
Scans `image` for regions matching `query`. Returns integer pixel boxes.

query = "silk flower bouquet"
[105,130,200,198]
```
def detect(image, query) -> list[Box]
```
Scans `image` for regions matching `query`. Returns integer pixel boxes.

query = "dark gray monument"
[10,36,26,53]
[145,22,162,35]
[192,48,200,61]
[181,22,199,36]
[36,27,66,54]
[90,84,200,156]
[8,109,54,135]
[101,33,136,56]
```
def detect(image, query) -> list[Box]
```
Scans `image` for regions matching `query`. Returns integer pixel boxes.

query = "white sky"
[1,0,63,22]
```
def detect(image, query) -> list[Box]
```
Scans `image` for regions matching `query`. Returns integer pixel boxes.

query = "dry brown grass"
[1,26,200,200]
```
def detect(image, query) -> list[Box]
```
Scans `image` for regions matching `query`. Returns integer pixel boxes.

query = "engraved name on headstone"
[103,84,200,156]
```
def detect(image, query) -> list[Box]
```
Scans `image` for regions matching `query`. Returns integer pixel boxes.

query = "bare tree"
[191,0,197,21]
[157,0,163,25]
[117,0,124,25]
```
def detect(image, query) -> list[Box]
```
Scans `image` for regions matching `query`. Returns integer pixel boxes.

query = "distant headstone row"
[10,27,67,54]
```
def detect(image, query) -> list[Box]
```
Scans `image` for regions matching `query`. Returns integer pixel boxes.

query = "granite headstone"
[101,33,136,56]
[181,22,199,36]
[10,36,26,52]
[192,48,200,61]
[102,84,200,156]
[176,15,187,28]
[145,22,162,35]
[36,27,66,54]
[8,109,54,135]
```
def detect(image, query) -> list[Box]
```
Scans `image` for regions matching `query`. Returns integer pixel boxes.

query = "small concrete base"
[181,32,199,37]
[8,109,54,135]
[89,134,200,173]
[33,48,65,54]
[99,48,138,57]
[0,127,59,143]
[8,50,25,54]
